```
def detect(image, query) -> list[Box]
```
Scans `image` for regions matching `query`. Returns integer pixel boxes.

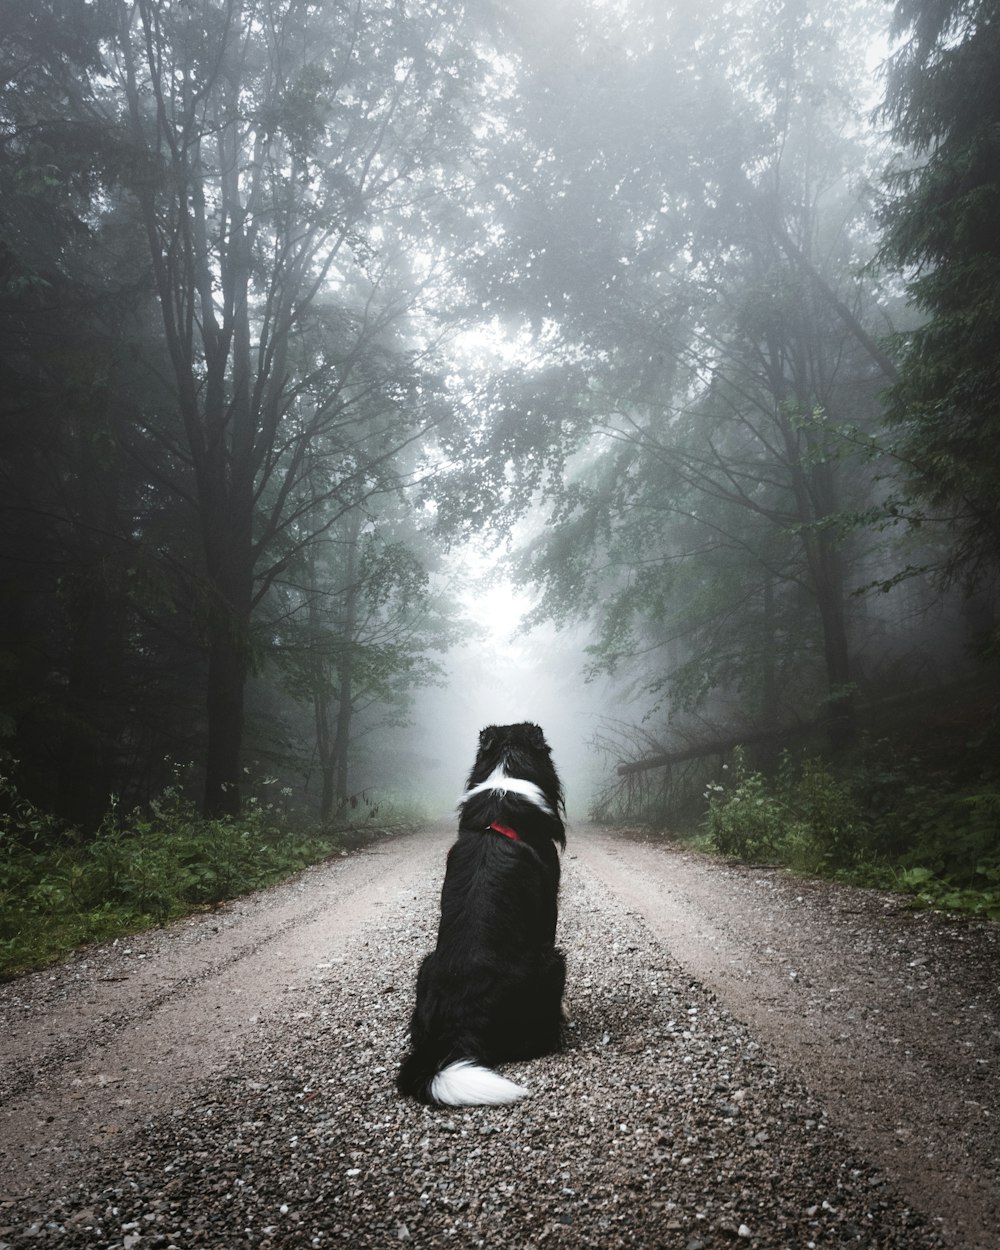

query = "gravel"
[576,827,1000,1250]
[1,824,954,1249]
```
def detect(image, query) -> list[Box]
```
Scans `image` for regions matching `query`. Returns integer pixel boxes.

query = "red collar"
[489,821,520,842]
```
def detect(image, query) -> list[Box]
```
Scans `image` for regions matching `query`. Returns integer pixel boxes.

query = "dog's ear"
[478,725,499,754]
[525,723,547,750]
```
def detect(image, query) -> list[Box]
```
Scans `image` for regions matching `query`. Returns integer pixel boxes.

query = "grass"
[0,771,427,980]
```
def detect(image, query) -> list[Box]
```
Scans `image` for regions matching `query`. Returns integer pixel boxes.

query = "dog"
[397,722,566,1106]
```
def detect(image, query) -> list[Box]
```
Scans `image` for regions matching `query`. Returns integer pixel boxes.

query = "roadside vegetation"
[592,680,1000,922]
[0,768,425,980]
[701,744,1000,921]
[593,677,1000,921]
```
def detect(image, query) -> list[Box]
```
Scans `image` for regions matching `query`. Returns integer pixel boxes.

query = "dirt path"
[0,822,996,1249]
[572,826,1000,1250]
[0,831,446,1194]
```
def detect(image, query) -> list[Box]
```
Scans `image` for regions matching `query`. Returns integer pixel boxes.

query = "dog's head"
[461,721,565,847]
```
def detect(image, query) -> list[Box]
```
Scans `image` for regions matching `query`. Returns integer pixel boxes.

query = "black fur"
[397,722,566,1106]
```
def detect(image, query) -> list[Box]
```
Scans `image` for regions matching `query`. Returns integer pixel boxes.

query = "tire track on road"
[0,827,451,1197]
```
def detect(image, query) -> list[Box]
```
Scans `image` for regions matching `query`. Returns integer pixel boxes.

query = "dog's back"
[397,723,566,1106]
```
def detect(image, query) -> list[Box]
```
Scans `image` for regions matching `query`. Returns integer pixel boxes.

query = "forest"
[1,0,998,971]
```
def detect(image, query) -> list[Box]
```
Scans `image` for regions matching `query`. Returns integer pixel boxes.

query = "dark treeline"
[1,0,494,823]
[1,0,998,857]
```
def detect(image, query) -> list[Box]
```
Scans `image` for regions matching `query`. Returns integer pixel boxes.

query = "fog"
[397,570,608,822]
[1,0,996,834]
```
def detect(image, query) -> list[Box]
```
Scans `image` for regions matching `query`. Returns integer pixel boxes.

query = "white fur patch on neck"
[460,765,555,817]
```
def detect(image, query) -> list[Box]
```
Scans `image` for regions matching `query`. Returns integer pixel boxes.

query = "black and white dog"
[397,722,566,1107]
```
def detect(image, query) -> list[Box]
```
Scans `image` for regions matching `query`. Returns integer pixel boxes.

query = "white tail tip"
[430,1060,529,1107]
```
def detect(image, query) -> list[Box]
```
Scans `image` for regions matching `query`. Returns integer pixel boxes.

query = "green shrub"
[0,768,362,979]
[791,756,869,869]
[884,785,1000,919]
[704,748,801,862]
[700,742,1000,920]
[894,864,1000,921]
[705,749,869,870]
[897,788,1000,880]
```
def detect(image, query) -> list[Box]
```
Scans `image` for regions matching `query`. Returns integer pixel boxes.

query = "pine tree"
[879,0,1000,589]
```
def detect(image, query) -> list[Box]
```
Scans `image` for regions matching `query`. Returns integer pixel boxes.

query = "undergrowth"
[702,746,1000,921]
[0,770,423,980]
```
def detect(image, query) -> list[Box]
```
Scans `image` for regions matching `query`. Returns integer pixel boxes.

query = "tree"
[108,0,487,813]
[0,0,181,823]
[878,0,1000,597]
[279,506,457,818]
[465,0,897,748]
[1,0,499,823]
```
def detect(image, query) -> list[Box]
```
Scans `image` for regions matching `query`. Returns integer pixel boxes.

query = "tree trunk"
[332,517,361,808]
[59,436,126,829]
[311,515,362,818]
[757,575,782,773]
[61,574,119,829]
[204,618,246,818]
[333,654,353,808]
[315,685,336,822]
[769,344,858,754]
[616,719,820,776]
[201,485,254,817]
[804,442,857,751]
[809,529,856,751]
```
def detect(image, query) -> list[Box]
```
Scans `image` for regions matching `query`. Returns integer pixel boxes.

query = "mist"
[0,0,996,851]
[405,577,609,822]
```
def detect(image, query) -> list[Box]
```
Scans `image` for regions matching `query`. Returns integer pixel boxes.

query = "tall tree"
[878,0,1000,598]
[460,0,896,747]
[0,0,174,822]
[108,0,486,813]
[281,506,456,818]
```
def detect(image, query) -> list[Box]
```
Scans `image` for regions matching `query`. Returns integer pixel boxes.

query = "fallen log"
[616,722,817,776]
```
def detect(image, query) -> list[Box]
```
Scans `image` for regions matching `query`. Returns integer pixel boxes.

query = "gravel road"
[1,822,997,1250]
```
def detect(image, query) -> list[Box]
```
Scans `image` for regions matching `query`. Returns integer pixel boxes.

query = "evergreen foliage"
[878,0,1000,593]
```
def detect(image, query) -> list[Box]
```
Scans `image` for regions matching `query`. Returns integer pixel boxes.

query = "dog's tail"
[429,1059,529,1106]
[397,1051,529,1107]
